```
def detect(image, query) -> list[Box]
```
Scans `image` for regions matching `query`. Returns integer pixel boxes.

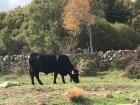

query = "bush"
[97,61,111,71]
[92,17,118,51]
[78,17,140,51]
[132,15,140,33]
[78,17,118,51]
[11,61,29,77]
[76,58,99,76]
[111,53,134,69]
[112,23,140,49]
[111,58,123,69]
[135,45,140,59]
[65,87,85,102]
[124,63,140,79]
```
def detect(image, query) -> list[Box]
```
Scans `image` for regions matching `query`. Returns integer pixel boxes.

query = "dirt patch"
[0,86,65,105]
[0,85,140,105]
[81,85,140,96]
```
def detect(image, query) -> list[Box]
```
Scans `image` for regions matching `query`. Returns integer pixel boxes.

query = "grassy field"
[0,70,140,105]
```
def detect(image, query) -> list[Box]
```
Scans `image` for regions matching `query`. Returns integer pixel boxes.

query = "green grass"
[0,70,140,105]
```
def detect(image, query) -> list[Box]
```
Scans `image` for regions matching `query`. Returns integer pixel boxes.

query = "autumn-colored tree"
[62,0,94,53]
[133,0,140,16]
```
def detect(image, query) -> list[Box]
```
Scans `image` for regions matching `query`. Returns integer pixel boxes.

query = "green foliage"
[112,23,140,49]
[0,0,66,55]
[78,17,140,51]
[111,53,133,70]
[0,27,26,55]
[133,0,140,16]
[3,8,25,30]
[77,58,99,76]
[106,0,132,23]
[125,63,140,79]
[92,17,118,51]
[0,12,7,30]
[111,58,124,69]
[78,17,117,51]
[91,0,132,23]
[0,0,139,55]
[132,15,140,33]
[22,0,66,53]
[91,0,106,17]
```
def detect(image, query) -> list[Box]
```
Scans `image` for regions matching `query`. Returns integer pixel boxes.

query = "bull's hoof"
[39,83,43,85]
[53,82,57,84]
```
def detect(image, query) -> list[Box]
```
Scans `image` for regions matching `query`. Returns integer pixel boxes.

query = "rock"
[3,55,9,61]
[0,81,20,88]
[104,93,114,98]
[118,50,122,54]
[133,99,140,105]
[115,91,123,94]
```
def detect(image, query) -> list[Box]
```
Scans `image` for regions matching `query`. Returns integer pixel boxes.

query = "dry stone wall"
[0,50,136,75]
[0,55,29,75]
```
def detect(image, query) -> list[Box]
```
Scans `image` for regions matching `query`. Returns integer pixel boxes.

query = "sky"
[0,0,32,12]
[0,0,136,12]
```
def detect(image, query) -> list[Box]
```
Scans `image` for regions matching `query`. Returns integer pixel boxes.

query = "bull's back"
[29,53,58,73]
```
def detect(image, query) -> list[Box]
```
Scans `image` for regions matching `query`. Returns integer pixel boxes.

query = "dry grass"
[124,63,140,79]
[76,59,98,76]
[65,87,85,102]
[1,71,140,105]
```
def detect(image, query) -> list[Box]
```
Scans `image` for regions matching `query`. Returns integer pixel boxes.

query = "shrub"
[76,58,99,76]
[112,23,140,50]
[124,63,140,79]
[132,15,140,33]
[92,17,119,51]
[111,58,124,69]
[111,54,133,69]
[65,87,85,102]
[78,17,140,51]
[135,45,140,59]
[11,61,29,77]
[97,61,111,71]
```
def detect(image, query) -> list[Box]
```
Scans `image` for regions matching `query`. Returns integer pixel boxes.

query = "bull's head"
[70,69,79,83]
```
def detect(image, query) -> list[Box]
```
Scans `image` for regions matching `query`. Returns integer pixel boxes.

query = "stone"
[115,91,123,94]
[0,81,20,88]
[104,93,114,98]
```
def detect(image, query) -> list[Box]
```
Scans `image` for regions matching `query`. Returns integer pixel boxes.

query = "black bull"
[29,53,79,85]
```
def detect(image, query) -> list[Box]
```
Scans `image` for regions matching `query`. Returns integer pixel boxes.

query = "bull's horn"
[72,70,76,74]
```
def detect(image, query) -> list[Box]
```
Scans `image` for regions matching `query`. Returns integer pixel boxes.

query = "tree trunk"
[89,28,93,53]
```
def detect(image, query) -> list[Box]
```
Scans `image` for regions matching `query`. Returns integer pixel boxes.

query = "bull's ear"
[72,70,76,74]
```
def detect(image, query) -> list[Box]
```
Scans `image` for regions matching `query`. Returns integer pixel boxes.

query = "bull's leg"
[35,73,43,85]
[53,72,58,84]
[31,74,35,85]
[30,67,35,85]
[70,78,72,82]
[61,75,66,84]
[69,74,72,82]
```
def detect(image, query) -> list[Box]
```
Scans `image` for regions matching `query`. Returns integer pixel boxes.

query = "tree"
[132,15,140,33]
[24,0,65,53]
[91,0,106,17]
[0,0,66,55]
[0,12,7,30]
[3,8,25,30]
[62,0,94,53]
[104,0,132,23]
[133,0,140,16]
